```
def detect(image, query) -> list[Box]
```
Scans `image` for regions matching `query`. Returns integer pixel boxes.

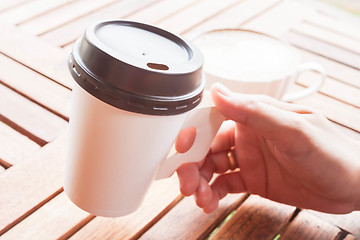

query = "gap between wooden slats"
[296,71,360,109]
[297,48,360,89]
[0,119,40,166]
[184,0,283,40]
[286,30,360,70]
[306,210,360,237]
[0,53,71,120]
[0,0,77,25]
[156,0,242,35]
[0,22,72,89]
[292,21,360,56]
[0,83,68,144]
[279,210,344,239]
[302,11,360,42]
[0,0,30,13]
[129,0,198,26]
[210,195,296,239]
[42,0,186,48]
[68,176,182,240]
[0,134,66,235]
[139,194,249,240]
[18,0,122,36]
[291,84,360,132]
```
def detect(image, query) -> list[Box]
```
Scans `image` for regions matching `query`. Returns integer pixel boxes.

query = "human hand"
[176,83,360,214]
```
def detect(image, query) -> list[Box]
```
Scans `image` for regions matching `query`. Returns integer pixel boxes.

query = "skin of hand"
[175,83,360,214]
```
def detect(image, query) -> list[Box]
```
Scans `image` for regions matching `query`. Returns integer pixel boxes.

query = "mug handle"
[281,62,326,102]
[155,106,225,180]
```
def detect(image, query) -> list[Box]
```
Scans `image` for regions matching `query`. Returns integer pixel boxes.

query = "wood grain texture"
[303,11,360,42]
[0,0,76,25]
[307,210,360,237]
[128,0,198,25]
[291,84,360,132]
[0,134,66,235]
[210,195,295,240]
[0,0,28,12]
[70,176,181,240]
[286,30,360,70]
[0,23,72,88]
[280,210,342,240]
[140,194,248,240]
[0,54,71,119]
[184,0,282,40]
[295,71,360,109]
[0,120,40,166]
[0,84,68,143]
[297,48,360,89]
[18,0,121,36]
[1,192,90,240]
[242,0,311,37]
[41,0,161,47]
[292,21,360,55]
[344,234,357,240]
[157,0,241,35]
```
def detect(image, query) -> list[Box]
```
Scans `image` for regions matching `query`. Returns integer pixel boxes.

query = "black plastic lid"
[69,19,204,115]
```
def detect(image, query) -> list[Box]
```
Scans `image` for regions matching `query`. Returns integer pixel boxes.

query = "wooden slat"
[242,0,311,37]
[0,134,66,235]
[128,0,197,24]
[184,0,282,40]
[292,21,360,55]
[0,23,72,89]
[344,234,357,240]
[296,71,360,109]
[0,84,67,143]
[41,0,161,47]
[18,0,121,36]
[307,210,360,237]
[280,210,342,239]
[0,0,28,12]
[0,120,40,166]
[291,84,360,132]
[70,176,181,240]
[210,195,295,239]
[303,11,360,41]
[0,0,76,25]
[334,123,360,142]
[140,194,248,240]
[0,192,90,240]
[157,0,241,35]
[297,48,360,89]
[286,30,360,70]
[0,54,71,119]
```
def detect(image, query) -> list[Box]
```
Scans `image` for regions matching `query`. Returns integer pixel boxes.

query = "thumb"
[210,83,298,137]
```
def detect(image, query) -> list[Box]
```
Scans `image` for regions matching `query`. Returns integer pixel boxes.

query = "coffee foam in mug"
[194,29,301,82]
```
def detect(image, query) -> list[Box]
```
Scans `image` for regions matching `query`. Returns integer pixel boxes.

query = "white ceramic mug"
[65,20,225,217]
[194,29,326,101]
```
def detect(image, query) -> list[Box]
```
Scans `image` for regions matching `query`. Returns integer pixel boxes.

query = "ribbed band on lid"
[69,19,204,116]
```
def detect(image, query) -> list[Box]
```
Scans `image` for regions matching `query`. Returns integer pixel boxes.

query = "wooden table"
[0,0,360,239]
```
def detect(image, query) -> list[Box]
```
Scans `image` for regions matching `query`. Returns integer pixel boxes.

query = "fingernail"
[211,83,232,97]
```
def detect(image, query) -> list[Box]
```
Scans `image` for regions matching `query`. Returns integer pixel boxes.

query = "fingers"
[175,127,196,153]
[176,163,199,196]
[195,171,247,213]
[210,83,313,139]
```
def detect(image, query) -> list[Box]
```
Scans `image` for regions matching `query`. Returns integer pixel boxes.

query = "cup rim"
[192,28,302,83]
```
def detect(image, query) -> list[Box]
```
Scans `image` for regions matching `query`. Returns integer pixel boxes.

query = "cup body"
[65,20,205,217]
[65,83,187,217]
